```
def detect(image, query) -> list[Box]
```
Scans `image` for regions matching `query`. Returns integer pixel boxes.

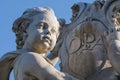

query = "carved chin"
[42,40,55,51]
[31,42,50,53]
[43,42,51,49]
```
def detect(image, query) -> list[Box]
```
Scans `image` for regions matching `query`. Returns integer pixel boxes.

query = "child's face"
[25,13,59,53]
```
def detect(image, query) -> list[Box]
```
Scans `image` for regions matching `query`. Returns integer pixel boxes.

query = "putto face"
[24,13,59,53]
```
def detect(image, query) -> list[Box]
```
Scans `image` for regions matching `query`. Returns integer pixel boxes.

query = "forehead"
[32,13,59,29]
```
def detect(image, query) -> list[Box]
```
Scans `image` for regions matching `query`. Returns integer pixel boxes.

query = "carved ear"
[12,18,30,33]
[58,18,66,27]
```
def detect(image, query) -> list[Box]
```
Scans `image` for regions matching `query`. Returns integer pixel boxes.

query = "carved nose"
[44,29,50,35]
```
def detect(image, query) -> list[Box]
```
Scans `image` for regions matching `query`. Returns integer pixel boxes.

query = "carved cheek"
[51,35,57,45]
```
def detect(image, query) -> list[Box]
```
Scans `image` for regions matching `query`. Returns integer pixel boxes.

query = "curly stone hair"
[12,7,59,49]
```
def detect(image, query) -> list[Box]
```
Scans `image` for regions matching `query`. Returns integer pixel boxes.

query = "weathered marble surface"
[52,0,120,80]
[1,0,120,80]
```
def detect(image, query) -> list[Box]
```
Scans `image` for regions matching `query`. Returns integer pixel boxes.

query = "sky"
[0,0,95,79]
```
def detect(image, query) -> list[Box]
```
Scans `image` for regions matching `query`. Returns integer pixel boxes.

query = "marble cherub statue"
[0,7,78,80]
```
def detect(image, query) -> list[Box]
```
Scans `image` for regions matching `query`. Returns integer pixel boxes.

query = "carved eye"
[36,22,48,30]
[51,28,56,33]
[43,23,48,30]
[36,22,44,29]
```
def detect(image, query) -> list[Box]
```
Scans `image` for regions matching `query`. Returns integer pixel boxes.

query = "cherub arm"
[47,38,63,65]
[22,52,78,80]
[46,52,58,66]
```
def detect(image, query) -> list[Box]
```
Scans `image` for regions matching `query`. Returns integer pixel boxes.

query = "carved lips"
[43,36,51,44]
